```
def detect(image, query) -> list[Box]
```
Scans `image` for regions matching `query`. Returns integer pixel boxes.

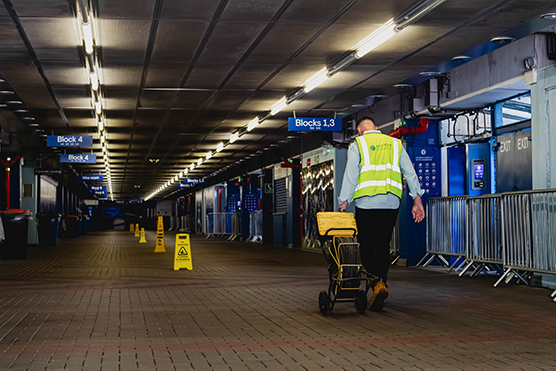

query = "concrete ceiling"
[1,0,556,199]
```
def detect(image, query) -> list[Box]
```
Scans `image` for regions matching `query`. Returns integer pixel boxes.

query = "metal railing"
[178,215,193,233]
[459,195,504,277]
[247,210,263,243]
[422,190,556,301]
[206,213,240,240]
[496,190,556,299]
[419,195,467,268]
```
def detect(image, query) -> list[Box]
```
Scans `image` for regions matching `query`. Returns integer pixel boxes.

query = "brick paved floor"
[0,231,554,370]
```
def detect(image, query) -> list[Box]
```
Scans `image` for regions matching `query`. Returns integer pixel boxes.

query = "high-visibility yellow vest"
[353,133,403,199]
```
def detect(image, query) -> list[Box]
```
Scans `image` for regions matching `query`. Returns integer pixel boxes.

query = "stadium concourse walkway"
[0,232,554,371]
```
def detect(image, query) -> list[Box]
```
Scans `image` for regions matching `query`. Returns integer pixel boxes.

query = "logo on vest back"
[370,145,376,151]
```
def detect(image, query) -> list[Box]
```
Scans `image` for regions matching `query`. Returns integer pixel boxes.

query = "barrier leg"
[416,253,430,267]
[471,263,486,277]
[422,254,436,267]
[494,268,512,287]
[551,290,556,298]
[458,260,475,277]
[448,256,462,272]
[513,270,530,285]
[437,255,450,267]
[391,255,400,265]
[504,272,516,284]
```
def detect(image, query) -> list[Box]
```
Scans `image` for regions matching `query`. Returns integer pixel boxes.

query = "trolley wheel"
[354,290,367,313]
[318,291,330,315]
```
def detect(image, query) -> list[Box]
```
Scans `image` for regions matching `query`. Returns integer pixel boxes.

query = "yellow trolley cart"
[316,212,376,314]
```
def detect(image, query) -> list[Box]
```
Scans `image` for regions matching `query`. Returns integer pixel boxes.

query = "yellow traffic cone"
[130,223,135,233]
[134,224,140,237]
[139,228,147,243]
[154,216,166,253]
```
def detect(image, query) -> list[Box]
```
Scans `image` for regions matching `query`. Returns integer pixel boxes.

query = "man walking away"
[338,117,425,312]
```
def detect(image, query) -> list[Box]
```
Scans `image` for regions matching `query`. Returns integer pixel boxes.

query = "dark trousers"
[355,207,399,282]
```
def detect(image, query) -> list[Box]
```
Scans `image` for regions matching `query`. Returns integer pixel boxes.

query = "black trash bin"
[37,213,61,247]
[0,209,32,259]
[63,215,78,238]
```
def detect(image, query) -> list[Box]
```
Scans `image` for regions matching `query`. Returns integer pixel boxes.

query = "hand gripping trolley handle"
[316,212,376,314]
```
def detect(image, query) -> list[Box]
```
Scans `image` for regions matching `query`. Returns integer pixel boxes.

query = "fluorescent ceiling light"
[174,175,178,181]
[206,151,212,160]
[230,132,239,143]
[216,142,224,152]
[100,134,105,143]
[541,13,556,19]
[247,117,259,131]
[190,163,195,170]
[354,20,397,59]
[179,172,183,177]
[270,97,287,115]
[82,21,94,55]
[197,158,203,165]
[98,120,104,131]
[304,68,329,93]
[90,68,98,90]
[184,169,188,175]
[94,100,101,114]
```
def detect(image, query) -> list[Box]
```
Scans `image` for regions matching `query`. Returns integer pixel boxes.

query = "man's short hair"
[356,117,375,127]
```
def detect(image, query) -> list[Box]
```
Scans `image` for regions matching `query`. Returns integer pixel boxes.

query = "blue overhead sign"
[79,174,104,181]
[178,183,194,189]
[47,135,93,147]
[98,197,110,201]
[93,190,108,195]
[60,154,96,164]
[88,186,106,192]
[288,117,341,132]
[183,178,206,185]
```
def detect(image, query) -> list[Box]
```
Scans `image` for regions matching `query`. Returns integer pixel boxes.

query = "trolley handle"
[323,227,357,237]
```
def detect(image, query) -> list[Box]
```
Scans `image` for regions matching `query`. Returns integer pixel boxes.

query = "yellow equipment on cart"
[316,211,376,314]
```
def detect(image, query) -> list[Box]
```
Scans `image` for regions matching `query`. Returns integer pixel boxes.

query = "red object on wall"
[388,118,430,138]
[0,155,21,209]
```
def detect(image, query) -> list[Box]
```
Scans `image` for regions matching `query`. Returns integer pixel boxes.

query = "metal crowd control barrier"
[247,210,263,243]
[168,216,177,231]
[419,196,467,268]
[206,213,240,240]
[178,216,193,232]
[459,195,504,277]
[496,190,556,301]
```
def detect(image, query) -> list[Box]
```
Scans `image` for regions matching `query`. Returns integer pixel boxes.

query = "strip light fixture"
[354,20,397,59]
[247,117,259,131]
[303,68,330,92]
[270,97,288,116]
[144,0,447,201]
[230,132,239,143]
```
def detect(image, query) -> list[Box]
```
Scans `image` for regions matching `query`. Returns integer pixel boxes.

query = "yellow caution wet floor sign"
[130,223,134,233]
[139,228,147,243]
[174,234,192,270]
[134,224,140,237]
[154,216,166,253]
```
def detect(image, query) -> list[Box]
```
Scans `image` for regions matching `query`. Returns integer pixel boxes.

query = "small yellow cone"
[153,216,166,253]
[139,228,147,243]
[130,223,135,233]
[134,224,140,237]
